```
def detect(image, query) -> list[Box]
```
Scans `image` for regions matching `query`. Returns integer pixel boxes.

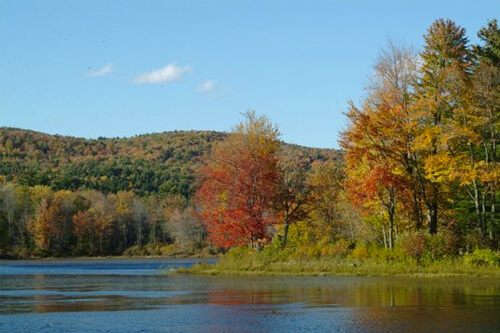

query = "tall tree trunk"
[412,151,436,235]
[7,212,13,246]
[471,180,485,237]
[481,192,487,238]
[490,124,497,245]
[409,156,425,230]
[282,219,290,248]
[281,204,291,248]
[386,189,396,249]
[388,207,394,249]
[382,225,388,249]
[427,185,438,235]
[413,189,423,230]
[137,225,142,247]
[490,190,496,243]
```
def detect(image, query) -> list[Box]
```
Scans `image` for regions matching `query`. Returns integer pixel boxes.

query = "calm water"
[0,259,499,332]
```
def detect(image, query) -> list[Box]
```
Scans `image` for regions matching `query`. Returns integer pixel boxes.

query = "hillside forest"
[1,18,499,265]
[0,126,336,257]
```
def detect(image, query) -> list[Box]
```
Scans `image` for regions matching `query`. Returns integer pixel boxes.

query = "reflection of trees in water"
[20,273,158,313]
[4,273,500,332]
[353,303,500,333]
[203,276,500,308]
[196,276,500,332]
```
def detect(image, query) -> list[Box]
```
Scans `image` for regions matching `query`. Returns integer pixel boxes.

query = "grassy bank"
[176,244,500,277]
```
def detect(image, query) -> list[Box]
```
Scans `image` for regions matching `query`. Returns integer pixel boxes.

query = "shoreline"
[174,257,500,278]
[0,254,218,261]
[2,255,499,278]
[174,269,500,278]
[175,268,500,278]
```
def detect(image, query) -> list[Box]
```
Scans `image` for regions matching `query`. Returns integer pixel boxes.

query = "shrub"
[290,244,321,260]
[259,237,293,263]
[220,246,253,264]
[123,245,145,256]
[425,231,460,260]
[464,249,500,267]
[370,246,406,263]
[401,230,460,263]
[159,244,177,256]
[351,244,369,260]
[31,248,52,258]
[463,231,488,252]
[145,244,162,256]
[321,239,350,258]
[15,247,30,259]
[402,232,426,260]
[200,246,217,257]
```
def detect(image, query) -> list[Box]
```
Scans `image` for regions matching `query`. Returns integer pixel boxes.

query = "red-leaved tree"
[195,112,281,248]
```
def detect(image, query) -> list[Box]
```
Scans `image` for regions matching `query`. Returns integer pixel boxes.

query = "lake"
[0,258,499,332]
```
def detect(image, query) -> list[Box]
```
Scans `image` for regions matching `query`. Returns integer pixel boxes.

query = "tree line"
[0,184,206,258]
[341,18,500,250]
[197,18,500,258]
[0,129,337,258]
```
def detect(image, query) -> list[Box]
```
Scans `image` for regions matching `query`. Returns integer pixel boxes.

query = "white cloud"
[197,80,215,92]
[134,63,191,84]
[86,64,114,77]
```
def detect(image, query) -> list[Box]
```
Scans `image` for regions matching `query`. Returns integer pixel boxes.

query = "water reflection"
[2,274,500,312]
[1,260,499,332]
[200,276,500,308]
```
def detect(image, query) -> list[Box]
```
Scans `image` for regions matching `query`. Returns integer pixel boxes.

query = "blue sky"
[1,1,499,148]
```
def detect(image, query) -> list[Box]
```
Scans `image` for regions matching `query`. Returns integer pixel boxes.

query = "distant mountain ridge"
[0,127,339,198]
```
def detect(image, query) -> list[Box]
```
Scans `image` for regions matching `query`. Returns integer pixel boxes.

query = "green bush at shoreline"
[177,240,500,277]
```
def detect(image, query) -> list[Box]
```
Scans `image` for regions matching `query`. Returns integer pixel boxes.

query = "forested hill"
[0,127,339,198]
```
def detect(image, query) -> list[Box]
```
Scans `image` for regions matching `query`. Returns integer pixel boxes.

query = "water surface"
[0,258,499,332]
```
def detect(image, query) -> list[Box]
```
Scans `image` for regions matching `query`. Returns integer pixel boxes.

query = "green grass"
[177,259,500,277]
[174,246,500,277]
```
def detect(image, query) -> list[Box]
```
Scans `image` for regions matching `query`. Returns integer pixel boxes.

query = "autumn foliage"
[1,18,499,260]
[342,18,500,248]
[195,112,281,248]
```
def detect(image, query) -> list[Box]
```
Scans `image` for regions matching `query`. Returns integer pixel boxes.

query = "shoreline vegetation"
[178,19,500,278]
[0,243,218,260]
[175,244,500,278]
[178,262,500,278]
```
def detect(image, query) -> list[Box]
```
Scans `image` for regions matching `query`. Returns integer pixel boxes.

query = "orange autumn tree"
[341,41,419,248]
[342,103,409,249]
[195,112,281,248]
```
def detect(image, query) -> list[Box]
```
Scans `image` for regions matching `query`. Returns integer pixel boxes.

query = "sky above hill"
[1,1,499,148]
